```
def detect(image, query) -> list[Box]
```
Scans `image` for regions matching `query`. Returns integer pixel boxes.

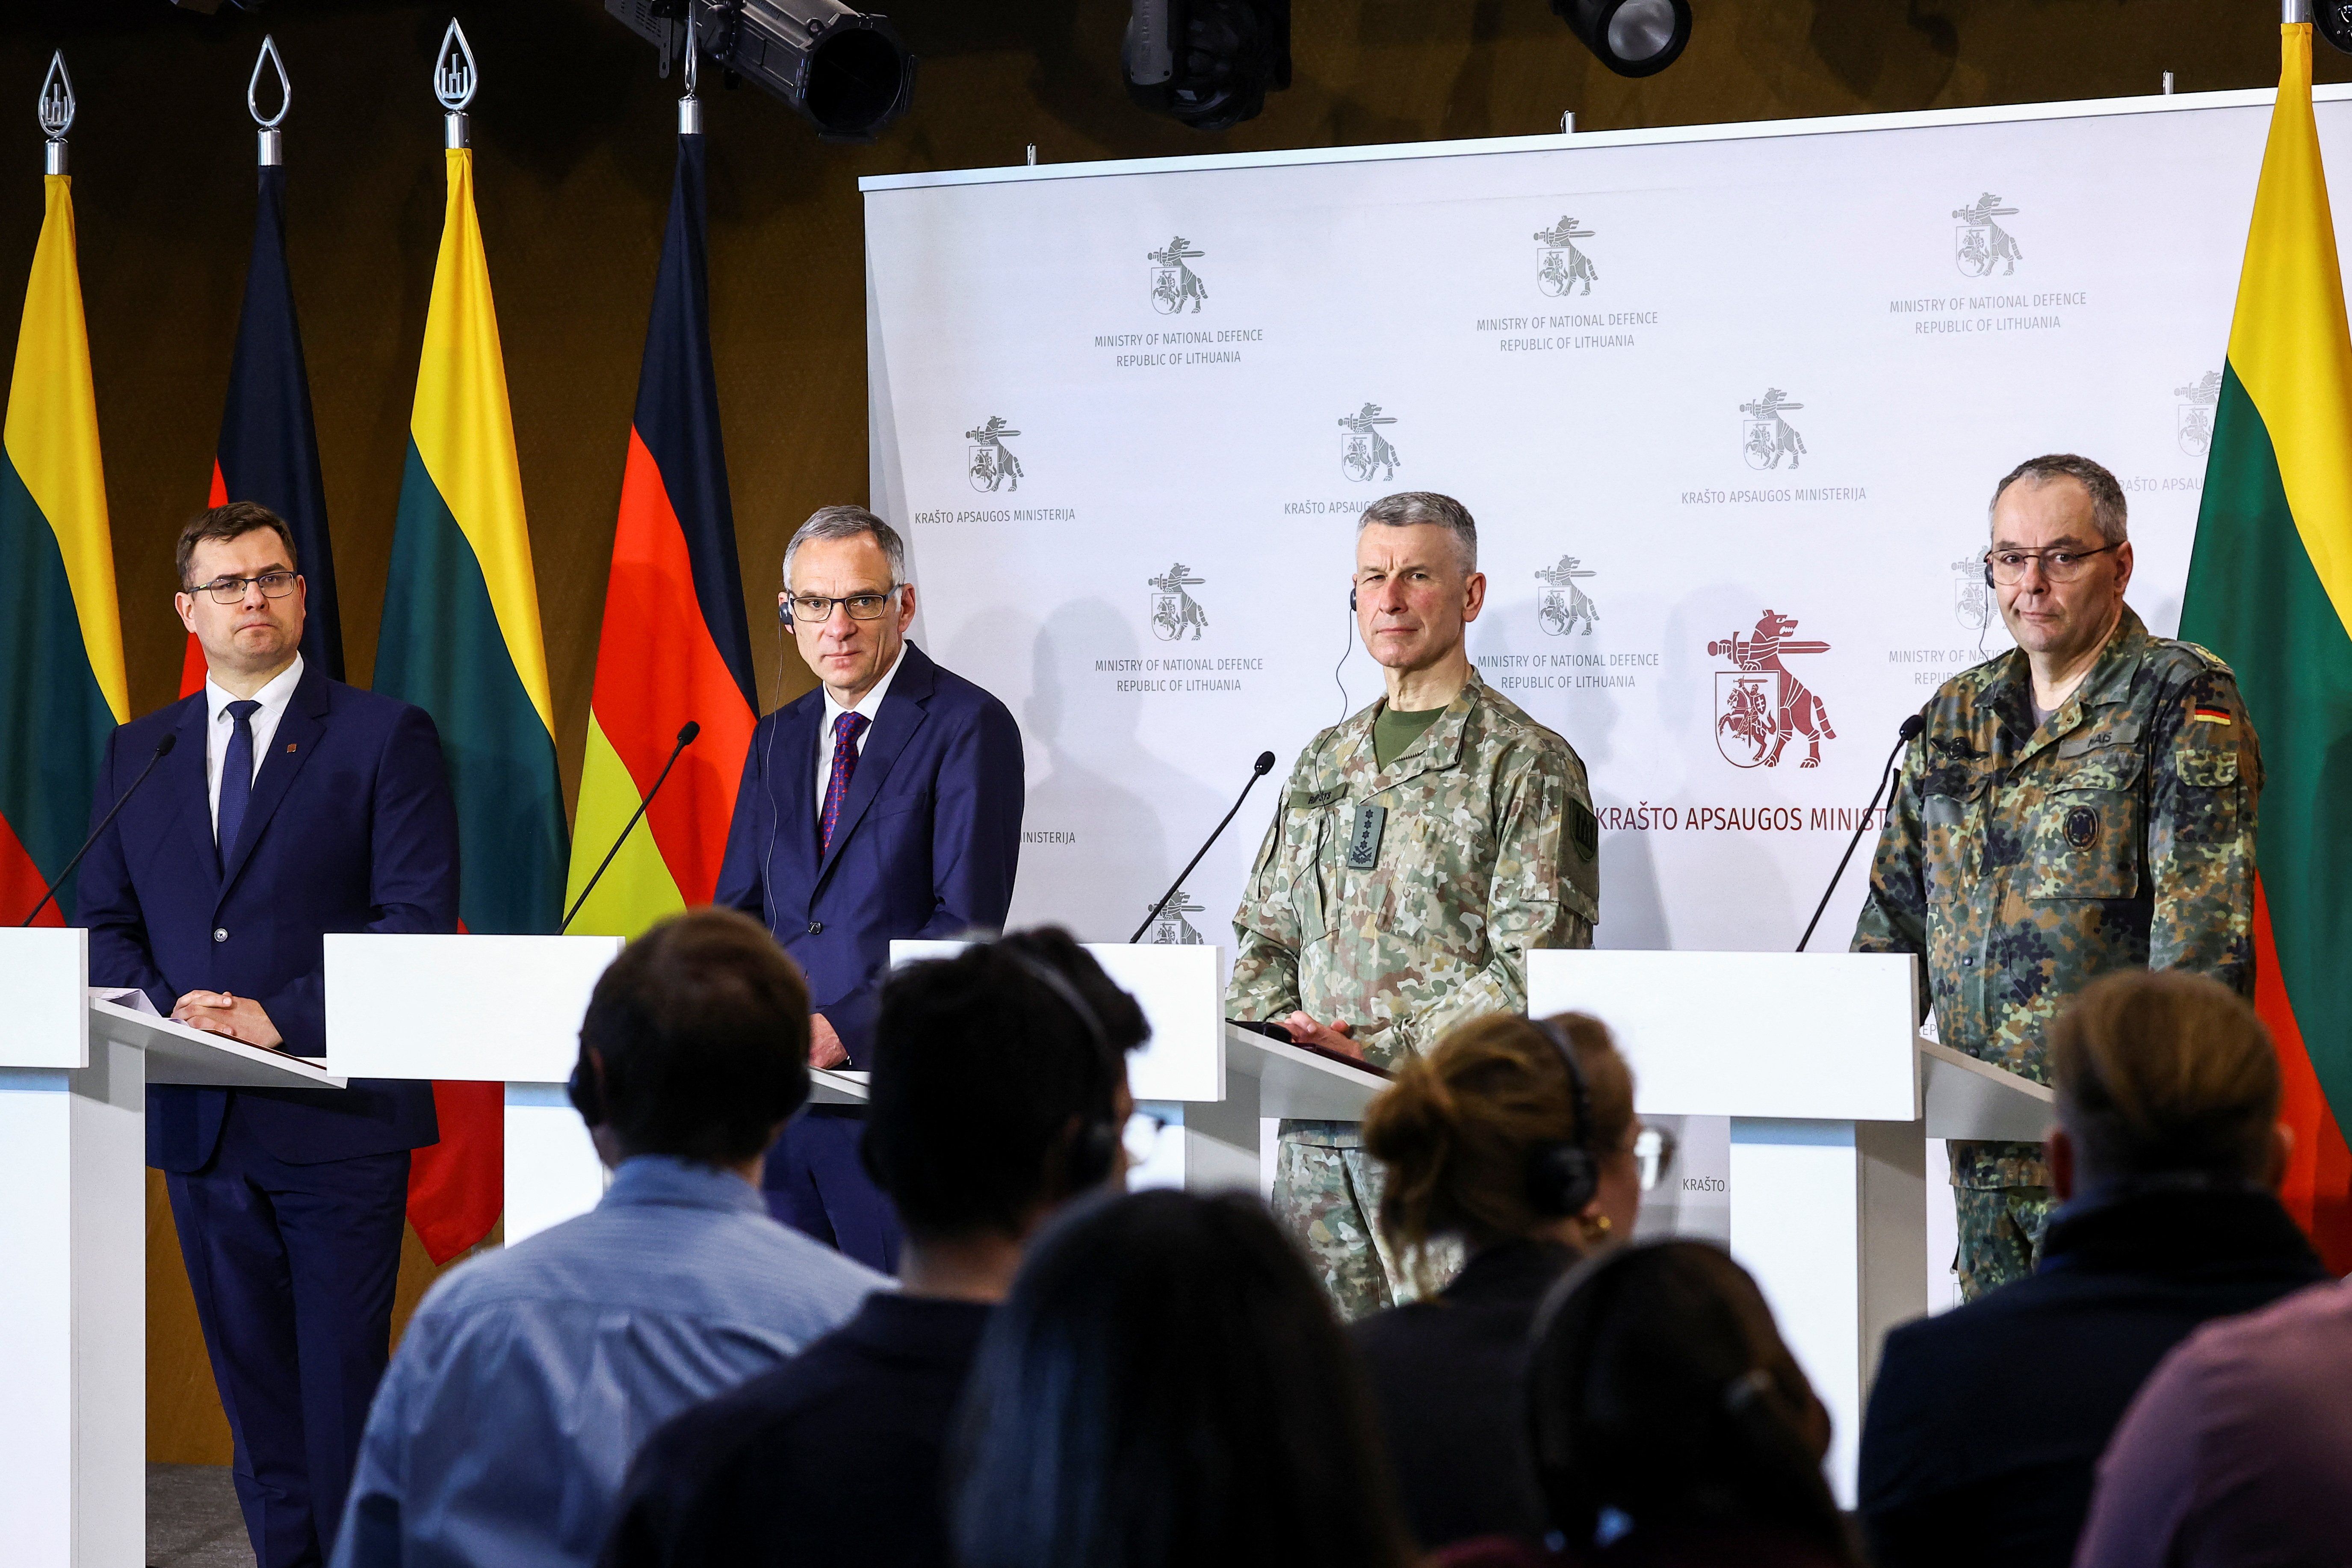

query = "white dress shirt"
[205,653,304,841]
[815,645,905,807]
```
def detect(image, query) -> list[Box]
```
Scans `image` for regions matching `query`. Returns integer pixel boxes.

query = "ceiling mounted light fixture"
[1552,0,1691,78]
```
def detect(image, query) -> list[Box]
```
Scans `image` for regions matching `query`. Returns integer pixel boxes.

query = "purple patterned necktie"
[820,711,870,856]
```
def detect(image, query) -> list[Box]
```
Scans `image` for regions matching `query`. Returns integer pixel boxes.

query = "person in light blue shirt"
[331,908,883,1568]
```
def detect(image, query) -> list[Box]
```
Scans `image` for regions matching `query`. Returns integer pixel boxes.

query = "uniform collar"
[1344,664,1489,788]
[1996,605,2149,763]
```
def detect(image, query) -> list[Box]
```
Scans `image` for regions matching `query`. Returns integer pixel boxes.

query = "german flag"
[1,165,127,926]
[565,128,755,935]
[177,158,343,699]
[374,143,567,1262]
[2182,21,2352,1269]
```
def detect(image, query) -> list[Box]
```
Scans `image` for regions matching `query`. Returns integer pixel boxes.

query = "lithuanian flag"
[2182,21,2352,1270]
[375,146,567,1262]
[565,129,755,935]
[0,171,127,926]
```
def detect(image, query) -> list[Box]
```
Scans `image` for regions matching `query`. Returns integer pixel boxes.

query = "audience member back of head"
[1443,1240,1856,1568]
[331,909,882,1568]
[598,928,1150,1568]
[1858,969,2319,1568]
[951,1188,1418,1568]
[1352,1011,1641,1550]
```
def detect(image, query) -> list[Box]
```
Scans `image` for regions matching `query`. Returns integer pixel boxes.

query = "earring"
[1579,1212,1614,1244]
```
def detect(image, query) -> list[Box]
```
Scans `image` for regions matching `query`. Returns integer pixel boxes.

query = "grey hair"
[1989,454,2128,545]
[782,505,907,585]
[1357,490,1478,573]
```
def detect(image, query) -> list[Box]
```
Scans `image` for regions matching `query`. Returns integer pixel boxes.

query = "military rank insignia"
[2064,805,2101,849]
[1347,803,1387,869]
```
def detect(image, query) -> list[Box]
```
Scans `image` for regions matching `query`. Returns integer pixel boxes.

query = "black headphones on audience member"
[1002,949,1126,1191]
[567,1046,606,1126]
[1525,1015,1601,1218]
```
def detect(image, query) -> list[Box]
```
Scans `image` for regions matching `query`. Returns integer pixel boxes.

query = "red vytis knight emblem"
[1708,610,1837,769]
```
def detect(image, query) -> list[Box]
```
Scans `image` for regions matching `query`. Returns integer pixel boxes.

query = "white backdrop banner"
[860,88,2339,957]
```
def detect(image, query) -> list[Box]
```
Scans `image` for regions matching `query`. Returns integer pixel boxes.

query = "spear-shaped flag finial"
[435,19,477,148]
[249,34,290,166]
[38,50,72,175]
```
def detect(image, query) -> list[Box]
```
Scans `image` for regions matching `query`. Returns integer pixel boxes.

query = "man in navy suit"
[715,505,1023,1273]
[78,502,459,1568]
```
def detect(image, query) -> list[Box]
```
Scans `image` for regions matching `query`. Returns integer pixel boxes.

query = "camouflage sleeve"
[1393,743,1594,1057]
[1852,725,1931,1015]
[2147,667,2261,995]
[1225,791,1303,1022]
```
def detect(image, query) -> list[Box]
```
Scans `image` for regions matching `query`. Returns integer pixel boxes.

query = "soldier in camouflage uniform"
[1853,454,2260,1300]
[1227,492,1600,1320]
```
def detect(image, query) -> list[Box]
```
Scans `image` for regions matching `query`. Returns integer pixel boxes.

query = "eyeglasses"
[1632,1124,1678,1194]
[1984,543,2120,585]
[187,570,299,605]
[788,585,902,623]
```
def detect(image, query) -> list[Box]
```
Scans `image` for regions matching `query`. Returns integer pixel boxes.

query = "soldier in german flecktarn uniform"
[1854,454,2262,1301]
[1227,491,1600,1320]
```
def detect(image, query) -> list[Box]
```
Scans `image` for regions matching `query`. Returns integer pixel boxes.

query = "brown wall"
[5,0,2324,1466]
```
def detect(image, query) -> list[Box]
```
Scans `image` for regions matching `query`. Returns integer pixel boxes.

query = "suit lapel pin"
[286,742,298,753]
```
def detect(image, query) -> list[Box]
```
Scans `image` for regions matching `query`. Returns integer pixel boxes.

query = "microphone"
[560,721,700,934]
[22,732,177,927]
[1132,749,1277,943]
[1795,715,1924,953]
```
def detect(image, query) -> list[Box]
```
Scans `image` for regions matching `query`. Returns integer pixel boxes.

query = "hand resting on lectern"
[171,988,286,1051]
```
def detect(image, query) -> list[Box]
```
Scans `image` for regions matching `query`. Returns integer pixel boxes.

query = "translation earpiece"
[1526,1018,1601,1218]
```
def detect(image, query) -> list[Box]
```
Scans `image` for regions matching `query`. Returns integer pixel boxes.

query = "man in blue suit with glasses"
[715,505,1024,1274]
[78,502,459,1568]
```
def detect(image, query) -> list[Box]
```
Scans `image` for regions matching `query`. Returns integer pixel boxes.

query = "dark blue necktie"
[217,699,260,866]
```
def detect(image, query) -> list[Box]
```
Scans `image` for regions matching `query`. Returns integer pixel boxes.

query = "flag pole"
[37,50,71,176]
[249,34,290,167]
[680,8,702,135]
[2287,2,2311,24]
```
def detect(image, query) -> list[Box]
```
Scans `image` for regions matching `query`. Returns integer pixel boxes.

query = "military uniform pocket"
[1283,809,1330,941]
[2178,748,2239,788]
[1921,764,1987,898]
[2027,775,2142,900]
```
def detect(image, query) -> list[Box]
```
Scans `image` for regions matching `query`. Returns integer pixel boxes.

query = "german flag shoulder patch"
[2191,705,2234,726]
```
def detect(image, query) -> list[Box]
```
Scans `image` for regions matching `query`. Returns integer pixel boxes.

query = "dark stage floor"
[148,1465,252,1568]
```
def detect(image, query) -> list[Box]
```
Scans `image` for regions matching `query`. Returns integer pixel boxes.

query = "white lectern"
[325,933,869,1246]
[1528,949,1941,1506]
[0,927,346,1568]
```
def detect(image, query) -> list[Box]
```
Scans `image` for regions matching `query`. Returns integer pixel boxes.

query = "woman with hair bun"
[1442,1240,1856,1567]
[1351,1010,1646,1550]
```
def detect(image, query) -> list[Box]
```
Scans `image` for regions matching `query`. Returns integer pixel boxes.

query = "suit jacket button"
[213,927,228,943]
[807,921,824,936]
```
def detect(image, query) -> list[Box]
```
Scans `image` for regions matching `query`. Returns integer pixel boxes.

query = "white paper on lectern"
[888,939,1222,1102]
[1526,950,1920,1122]
[88,986,157,1016]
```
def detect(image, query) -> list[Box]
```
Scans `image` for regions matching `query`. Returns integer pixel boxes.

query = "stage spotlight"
[606,0,914,141]
[1552,0,1690,78]
[1123,0,1292,133]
